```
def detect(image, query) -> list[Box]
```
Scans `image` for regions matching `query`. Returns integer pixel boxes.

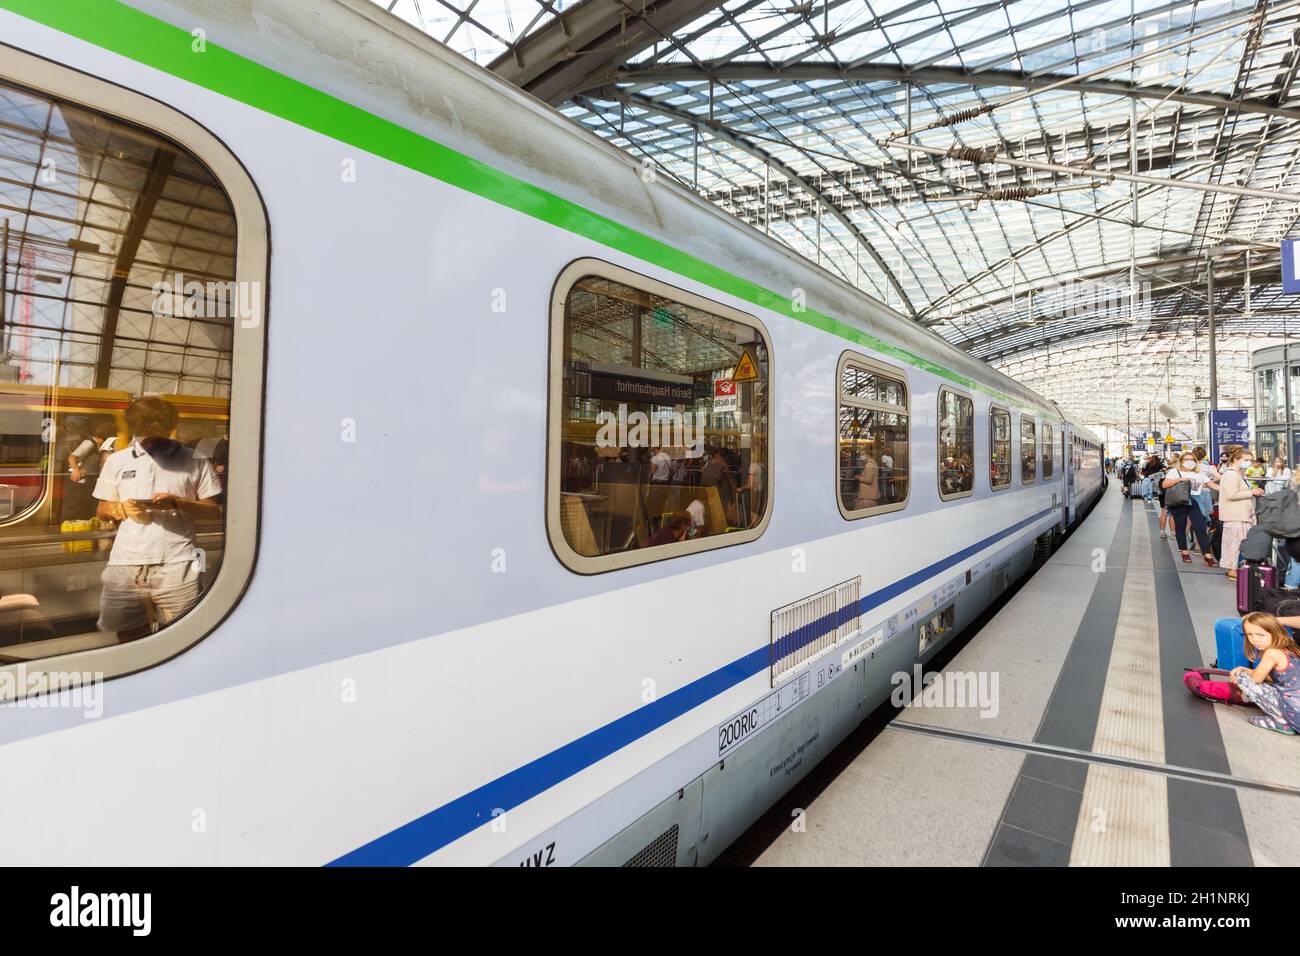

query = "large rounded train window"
[990,405,1011,491]
[937,387,974,500]
[548,262,771,573]
[1021,416,1038,483]
[0,79,239,662]
[837,352,909,519]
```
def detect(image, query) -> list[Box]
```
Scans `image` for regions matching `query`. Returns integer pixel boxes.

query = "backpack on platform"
[1183,667,1245,705]
[1255,486,1300,539]
[1239,525,1274,563]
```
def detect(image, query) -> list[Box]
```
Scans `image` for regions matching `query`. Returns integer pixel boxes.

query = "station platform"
[753,485,1300,866]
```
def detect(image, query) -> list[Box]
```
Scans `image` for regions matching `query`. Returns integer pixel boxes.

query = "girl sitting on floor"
[1232,612,1300,736]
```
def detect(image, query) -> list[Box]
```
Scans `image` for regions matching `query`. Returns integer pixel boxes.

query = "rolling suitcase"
[1213,618,1256,670]
[1237,561,1277,615]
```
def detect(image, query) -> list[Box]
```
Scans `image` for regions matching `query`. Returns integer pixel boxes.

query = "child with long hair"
[1232,613,1300,735]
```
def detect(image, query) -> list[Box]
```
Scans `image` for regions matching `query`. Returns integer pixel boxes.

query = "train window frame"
[546,258,773,574]
[835,351,910,521]
[0,47,267,702]
[989,404,1011,492]
[1021,415,1037,484]
[1042,422,1055,478]
[936,385,975,502]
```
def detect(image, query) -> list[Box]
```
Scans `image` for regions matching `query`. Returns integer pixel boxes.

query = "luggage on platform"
[1183,667,1245,705]
[1237,561,1277,615]
[1213,618,1256,670]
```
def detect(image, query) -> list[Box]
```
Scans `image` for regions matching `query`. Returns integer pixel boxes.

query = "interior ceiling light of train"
[377,0,1300,435]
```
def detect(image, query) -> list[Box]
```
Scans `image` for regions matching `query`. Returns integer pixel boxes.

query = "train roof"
[127,0,1098,443]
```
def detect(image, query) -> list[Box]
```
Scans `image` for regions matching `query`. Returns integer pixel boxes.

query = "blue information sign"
[1210,409,1250,463]
[1285,238,1300,294]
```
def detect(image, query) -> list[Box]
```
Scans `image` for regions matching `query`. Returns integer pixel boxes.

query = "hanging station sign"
[713,379,738,416]
[1210,410,1250,463]
[574,367,696,404]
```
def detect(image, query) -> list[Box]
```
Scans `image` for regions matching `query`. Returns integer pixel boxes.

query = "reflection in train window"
[549,264,770,572]
[0,80,233,655]
[937,387,974,500]
[1021,416,1037,483]
[1042,423,1055,478]
[837,353,909,519]
[990,405,1011,491]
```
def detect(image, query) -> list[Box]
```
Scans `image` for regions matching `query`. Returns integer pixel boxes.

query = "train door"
[1063,427,1074,525]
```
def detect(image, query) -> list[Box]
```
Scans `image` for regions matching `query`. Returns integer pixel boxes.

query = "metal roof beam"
[599,62,1300,122]
[94,146,175,389]
[487,0,731,106]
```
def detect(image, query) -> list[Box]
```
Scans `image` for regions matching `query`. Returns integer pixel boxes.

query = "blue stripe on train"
[328,507,1054,866]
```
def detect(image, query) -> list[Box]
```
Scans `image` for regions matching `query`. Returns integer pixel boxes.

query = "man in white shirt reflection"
[94,397,223,642]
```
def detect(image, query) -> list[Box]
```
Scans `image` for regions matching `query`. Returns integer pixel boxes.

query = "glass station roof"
[376,0,1300,436]
[0,80,235,395]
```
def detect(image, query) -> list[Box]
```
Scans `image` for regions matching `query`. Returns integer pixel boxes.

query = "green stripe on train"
[0,0,1052,415]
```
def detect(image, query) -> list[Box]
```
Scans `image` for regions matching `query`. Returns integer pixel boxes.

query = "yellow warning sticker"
[733,347,760,382]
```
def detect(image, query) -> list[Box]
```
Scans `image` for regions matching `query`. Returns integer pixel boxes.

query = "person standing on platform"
[700,446,736,526]
[1267,457,1292,494]
[1157,455,1175,539]
[1245,455,1267,492]
[93,397,223,642]
[879,450,894,504]
[1163,453,1217,567]
[855,455,879,511]
[649,446,672,484]
[64,417,115,520]
[211,430,230,505]
[1193,445,1218,529]
[740,452,765,528]
[1120,456,1137,498]
[1141,454,1162,502]
[1219,446,1265,581]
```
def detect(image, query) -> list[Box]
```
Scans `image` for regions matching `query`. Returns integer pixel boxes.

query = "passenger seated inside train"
[642,512,691,548]
[686,494,707,538]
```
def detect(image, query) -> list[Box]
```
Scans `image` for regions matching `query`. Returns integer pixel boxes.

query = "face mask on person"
[1239,459,1253,471]
[1182,459,1195,469]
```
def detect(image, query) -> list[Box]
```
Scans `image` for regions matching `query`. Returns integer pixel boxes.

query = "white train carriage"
[0,0,1104,866]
